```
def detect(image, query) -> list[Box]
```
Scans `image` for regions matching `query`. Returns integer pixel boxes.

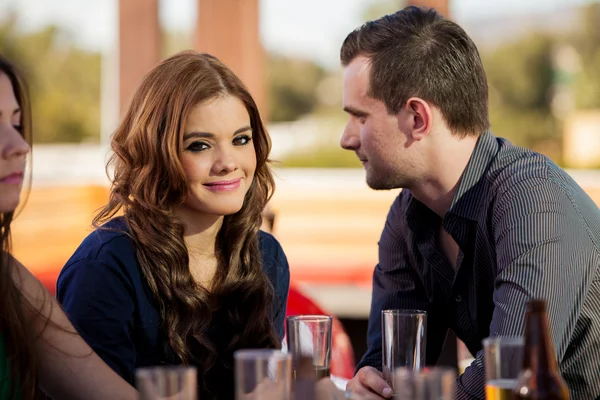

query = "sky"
[1,0,596,68]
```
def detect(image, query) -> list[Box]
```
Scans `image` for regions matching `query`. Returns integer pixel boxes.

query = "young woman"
[56,51,291,400]
[0,57,137,399]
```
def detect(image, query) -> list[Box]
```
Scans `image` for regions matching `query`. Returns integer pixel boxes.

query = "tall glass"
[394,367,456,400]
[234,349,292,400]
[135,366,197,400]
[381,309,427,389]
[286,315,333,380]
[483,336,524,400]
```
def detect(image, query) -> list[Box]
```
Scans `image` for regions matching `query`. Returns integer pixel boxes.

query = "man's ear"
[399,97,432,142]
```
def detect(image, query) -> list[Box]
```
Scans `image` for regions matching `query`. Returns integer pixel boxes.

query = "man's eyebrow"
[343,106,369,117]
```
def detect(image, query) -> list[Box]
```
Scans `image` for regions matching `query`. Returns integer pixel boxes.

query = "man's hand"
[345,367,393,399]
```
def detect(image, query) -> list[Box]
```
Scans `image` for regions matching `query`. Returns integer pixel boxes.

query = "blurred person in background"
[0,56,137,400]
[56,51,290,400]
[339,6,600,400]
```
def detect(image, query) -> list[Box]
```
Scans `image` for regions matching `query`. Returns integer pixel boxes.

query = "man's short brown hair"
[340,6,489,137]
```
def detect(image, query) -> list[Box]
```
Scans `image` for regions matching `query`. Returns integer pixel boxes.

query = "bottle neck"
[522,311,559,373]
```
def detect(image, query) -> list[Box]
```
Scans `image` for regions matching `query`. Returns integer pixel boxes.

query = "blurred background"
[4,0,600,378]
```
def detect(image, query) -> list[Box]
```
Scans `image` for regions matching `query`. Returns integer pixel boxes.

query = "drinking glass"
[234,349,292,400]
[135,366,197,400]
[483,336,524,400]
[381,309,427,389]
[286,315,333,380]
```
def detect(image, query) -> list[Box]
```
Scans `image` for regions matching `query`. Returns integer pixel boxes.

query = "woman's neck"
[173,205,224,289]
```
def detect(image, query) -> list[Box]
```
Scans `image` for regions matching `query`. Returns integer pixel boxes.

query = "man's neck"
[410,136,478,218]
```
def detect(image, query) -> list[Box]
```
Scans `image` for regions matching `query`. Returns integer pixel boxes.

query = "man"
[340,6,600,400]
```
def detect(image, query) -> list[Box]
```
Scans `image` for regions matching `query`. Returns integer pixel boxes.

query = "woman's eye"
[234,135,252,146]
[187,141,209,152]
[13,125,23,133]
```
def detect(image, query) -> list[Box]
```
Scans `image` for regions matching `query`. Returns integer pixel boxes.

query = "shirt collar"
[405,130,500,232]
[447,131,500,221]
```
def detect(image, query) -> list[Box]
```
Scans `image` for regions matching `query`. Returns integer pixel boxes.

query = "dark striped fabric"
[357,131,600,399]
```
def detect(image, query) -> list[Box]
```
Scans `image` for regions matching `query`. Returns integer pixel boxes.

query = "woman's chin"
[0,195,21,214]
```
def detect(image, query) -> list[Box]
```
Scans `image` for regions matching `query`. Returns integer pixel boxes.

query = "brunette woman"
[57,51,290,400]
[0,56,136,399]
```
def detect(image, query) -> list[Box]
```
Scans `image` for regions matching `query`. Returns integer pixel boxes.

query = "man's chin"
[366,171,400,191]
[366,178,392,191]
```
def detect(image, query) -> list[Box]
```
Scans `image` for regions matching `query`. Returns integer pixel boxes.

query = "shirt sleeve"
[273,240,291,341]
[56,258,137,384]
[357,193,449,372]
[455,178,596,399]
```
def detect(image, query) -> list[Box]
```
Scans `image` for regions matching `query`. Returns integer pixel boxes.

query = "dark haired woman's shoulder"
[258,230,289,275]
[258,230,290,337]
[258,230,285,259]
[258,229,279,249]
[60,216,137,274]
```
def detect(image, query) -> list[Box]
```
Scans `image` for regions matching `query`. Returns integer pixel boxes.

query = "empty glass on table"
[286,315,333,381]
[234,349,292,400]
[381,309,427,390]
[135,366,197,400]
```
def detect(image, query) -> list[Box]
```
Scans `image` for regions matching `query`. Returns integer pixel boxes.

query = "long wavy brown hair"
[94,51,279,398]
[0,56,39,400]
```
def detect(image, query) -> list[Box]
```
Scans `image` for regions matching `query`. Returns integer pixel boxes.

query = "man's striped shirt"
[357,131,600,399]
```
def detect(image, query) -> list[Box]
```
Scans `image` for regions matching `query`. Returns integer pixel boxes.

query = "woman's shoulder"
[258,230,285,262]
[257,230,289,281]
[62,216,137,272]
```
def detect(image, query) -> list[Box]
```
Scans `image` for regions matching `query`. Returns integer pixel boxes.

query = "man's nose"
[340,124,360,151]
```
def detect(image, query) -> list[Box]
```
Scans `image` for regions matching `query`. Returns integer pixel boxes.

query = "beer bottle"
[512,299,569,399]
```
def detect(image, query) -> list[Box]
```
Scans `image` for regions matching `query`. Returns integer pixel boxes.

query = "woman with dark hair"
[0,57,137,399]
[56,50,291,400]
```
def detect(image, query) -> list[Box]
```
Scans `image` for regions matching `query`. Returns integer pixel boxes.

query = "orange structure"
[117,0,449,117]
[195,0,266,117]
[118,0,265,116]
[118,0,160,115]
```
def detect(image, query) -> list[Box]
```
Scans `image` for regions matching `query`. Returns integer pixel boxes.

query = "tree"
[0,15,101,143]
[267,53,327,122]
[482,32,561,160]
[570,2,600,110]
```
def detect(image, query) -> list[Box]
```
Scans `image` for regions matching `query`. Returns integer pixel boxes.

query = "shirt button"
[455,295,462,302]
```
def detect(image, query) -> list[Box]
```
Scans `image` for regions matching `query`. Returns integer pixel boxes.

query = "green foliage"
[482,32,561,158]
[481,2,600,165]
[485,33,555,111]
[2,0,599,168]
[267,53,327,122]
[570,3,600,110]
[0,16,101,143]
[280,144,362,168]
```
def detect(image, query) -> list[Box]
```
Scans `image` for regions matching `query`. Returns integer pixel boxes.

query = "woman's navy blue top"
[56,217,290,398]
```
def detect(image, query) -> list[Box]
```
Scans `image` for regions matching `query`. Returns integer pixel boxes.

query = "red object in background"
[285,284,356,379]
[39,270,58,296]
